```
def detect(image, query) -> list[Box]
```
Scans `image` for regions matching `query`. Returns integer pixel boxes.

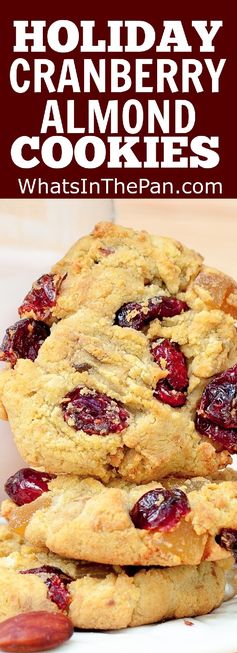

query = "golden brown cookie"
[1,222,237,480]
[19,222,204,323]
[2,473,237,567]
[0,526,232,630]
[14,222,237,324]
[1,301,237,481]
[0,524,23,557]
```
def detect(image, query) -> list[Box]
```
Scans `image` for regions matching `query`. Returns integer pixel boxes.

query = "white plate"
[0,247,237,653]
[65,599,237,653]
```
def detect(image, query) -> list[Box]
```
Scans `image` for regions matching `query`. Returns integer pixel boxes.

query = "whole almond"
[0,611,74,652]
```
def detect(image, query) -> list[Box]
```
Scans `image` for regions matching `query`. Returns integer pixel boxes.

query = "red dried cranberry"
[195,414,237,453]
[61,387,129,435]
[20,566,72,611]
[195,364,237,452]
[4,468,56,506]
[115,296,188,330]
[18,273,65,321]
[215,528,237,559]
[154,381,187,407]
[197,364,237,428]
[0,318,50,367]
[151,339,188,390]
[151,338,188,407]
[130,487,190,532]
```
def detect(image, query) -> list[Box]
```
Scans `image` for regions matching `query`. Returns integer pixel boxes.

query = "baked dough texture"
[0,523,23,557]
[0,303,236,481]
[47,222,237,322]
[1,222,237,480]
[0,525,230,630]
[2,475,237,567]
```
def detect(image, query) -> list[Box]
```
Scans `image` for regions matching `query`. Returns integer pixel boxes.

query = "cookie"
[3,472,237,566]
[1,222,237,481]
[0,526,232,630]
[17,222,204,323]
[17,222,237,323]
[1,300,237,480]
[0,524,23,557]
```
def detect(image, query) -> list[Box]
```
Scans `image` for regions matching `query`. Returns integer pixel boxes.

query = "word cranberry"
[4,468,55,506]
[20,566,72,611]
[195,364,237,452]
[115,296,188,330]
[130,487,190,531]
[151,338,188,407]
[61,387,129,435]
[18,274,65,321]
[0,319,50,366]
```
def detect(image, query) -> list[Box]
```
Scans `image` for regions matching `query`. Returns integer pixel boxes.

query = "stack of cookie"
[0,221,237,631]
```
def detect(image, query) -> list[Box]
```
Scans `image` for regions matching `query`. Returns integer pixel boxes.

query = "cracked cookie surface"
[0,303,237,481]
[1,222,237,480]
[2,474,237,567]
[16,222,237,323]
[0,526,231,629]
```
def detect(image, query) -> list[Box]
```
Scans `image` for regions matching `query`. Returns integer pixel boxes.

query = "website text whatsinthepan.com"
[17,177,223,197]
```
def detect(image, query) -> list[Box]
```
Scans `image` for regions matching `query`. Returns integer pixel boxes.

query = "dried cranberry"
[195,364,237,452]
[151,339,188,390]
[154,381,187,407]
[130,487,190,532]
[61,387,129,435]
[20,566,72,611]
[215,528,237,559]
[197,364,237,428]
[195,414,237,453]
[18,274,65,321]
[0,318,50,367]
[151,338,188,407]
[115,296,188,330]
[4,468,56,506]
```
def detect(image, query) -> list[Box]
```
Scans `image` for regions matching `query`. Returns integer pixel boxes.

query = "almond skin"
[0,611,74,652]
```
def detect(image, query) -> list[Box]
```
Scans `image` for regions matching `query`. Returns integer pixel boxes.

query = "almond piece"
[0,611,74,652]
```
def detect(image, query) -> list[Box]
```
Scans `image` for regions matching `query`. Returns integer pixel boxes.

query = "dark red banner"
[1,1,236,198]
